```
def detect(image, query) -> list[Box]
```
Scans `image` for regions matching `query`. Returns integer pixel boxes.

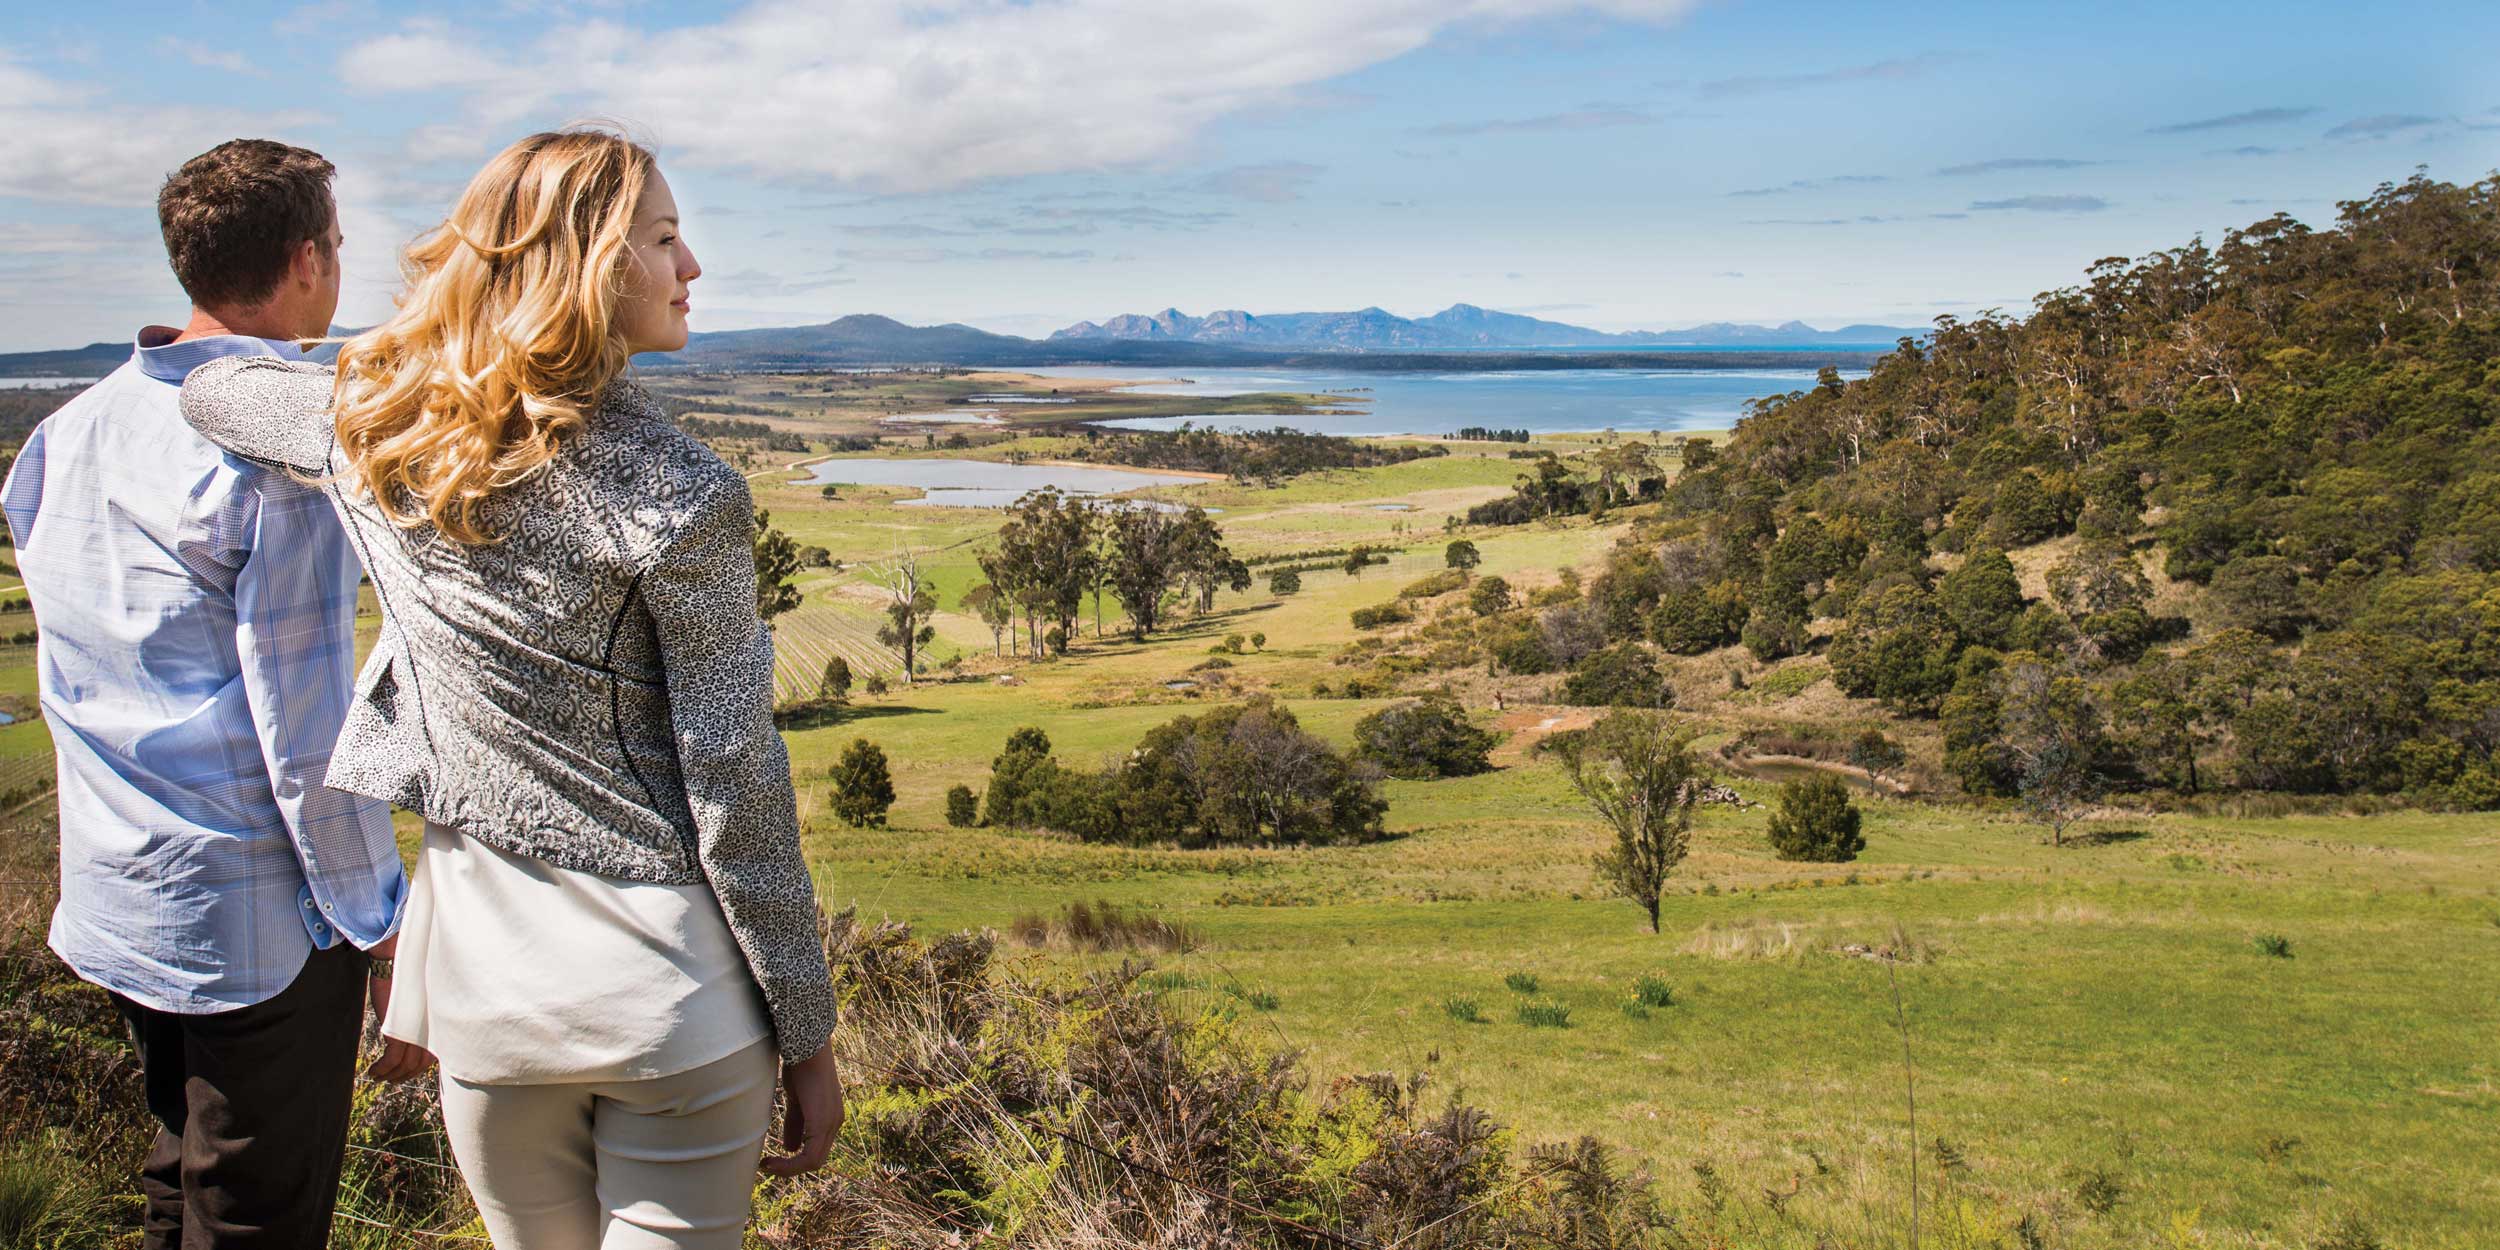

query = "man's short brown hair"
[158,139,337,310]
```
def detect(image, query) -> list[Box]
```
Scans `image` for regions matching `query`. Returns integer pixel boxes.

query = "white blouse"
[382,823,772,1085]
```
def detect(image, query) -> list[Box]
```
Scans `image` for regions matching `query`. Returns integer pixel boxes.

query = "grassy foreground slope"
[711,434,2500,1246]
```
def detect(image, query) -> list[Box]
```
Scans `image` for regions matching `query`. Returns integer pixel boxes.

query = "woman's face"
[617,168,700,355]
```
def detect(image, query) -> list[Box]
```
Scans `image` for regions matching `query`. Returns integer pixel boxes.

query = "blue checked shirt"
[3,328,405,1014]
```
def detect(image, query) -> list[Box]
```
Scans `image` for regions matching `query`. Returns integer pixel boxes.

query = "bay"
[1021,364,1863,436]
[802,456,1205,509]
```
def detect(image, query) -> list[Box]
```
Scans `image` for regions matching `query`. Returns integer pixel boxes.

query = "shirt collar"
[133,326,308,385]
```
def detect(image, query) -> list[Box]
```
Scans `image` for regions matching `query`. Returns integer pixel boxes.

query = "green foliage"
[1468,575,1514,617]
[1559,642,1675,709]
[1353,696,1499,779]
[2254,933,2294,959]
[1515,1000,1572,1028]
[1267,568,1302,595]
[1398,569,1468,600]
[1631,976,1674,1008]
[1445,539,1482,571]
[1442,996,1484,1023]
[1249,632,1265,650]
[1563,711,1703,933]
[944,783,978,828]
[1740,579,1811,662]
[818,655,852,704]
[1651,579,1749,654]
[1350,600,1414,630]
[981,699,1387,848]
[1766,777,1866,862]
[829,738,896,828]
[1623,172,2500,802]
[752,507,805,623]
[1828,584,1958,714]
[1939,548,2026,649]
[1503,972,1540,994]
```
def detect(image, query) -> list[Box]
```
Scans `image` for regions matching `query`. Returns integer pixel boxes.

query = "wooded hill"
[1569,173,2499,807]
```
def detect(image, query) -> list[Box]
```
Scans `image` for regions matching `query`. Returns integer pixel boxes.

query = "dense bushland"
[1061,423,1444,483]
[1455,174,2500,808]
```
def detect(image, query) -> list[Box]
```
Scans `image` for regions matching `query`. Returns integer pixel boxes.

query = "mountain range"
[1049,303,1919,351]
[0,307,1913,376]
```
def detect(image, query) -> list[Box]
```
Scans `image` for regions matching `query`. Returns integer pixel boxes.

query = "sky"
[2,0,2497,352]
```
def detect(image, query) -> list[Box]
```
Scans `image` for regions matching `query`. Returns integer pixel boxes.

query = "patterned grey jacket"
[181,357,835,1063]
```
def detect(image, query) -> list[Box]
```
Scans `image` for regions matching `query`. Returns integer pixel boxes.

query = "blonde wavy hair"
[333,128,654,544]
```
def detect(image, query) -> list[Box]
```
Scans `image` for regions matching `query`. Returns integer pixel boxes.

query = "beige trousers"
[437,1041,777,1250]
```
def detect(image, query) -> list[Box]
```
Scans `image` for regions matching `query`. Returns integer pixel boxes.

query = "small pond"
[802,457,1207,509]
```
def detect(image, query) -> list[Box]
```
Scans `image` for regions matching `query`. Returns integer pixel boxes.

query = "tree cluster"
[976,702,1390,847]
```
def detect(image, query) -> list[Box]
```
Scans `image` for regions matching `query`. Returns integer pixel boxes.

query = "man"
[2,140,419,1250]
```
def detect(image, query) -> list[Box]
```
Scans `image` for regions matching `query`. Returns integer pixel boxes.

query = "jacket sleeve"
[638,466,836,1063]
[177,356,338,475]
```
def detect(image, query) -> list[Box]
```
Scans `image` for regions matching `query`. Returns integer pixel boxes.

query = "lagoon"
[802,457,1204,509]
[1022,364,1863,436]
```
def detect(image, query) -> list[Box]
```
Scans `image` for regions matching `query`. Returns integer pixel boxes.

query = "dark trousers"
[109,942,368,1250]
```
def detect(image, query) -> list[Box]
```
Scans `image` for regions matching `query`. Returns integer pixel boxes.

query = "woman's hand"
[763,1046,846,1176]
[362,940,437,1083]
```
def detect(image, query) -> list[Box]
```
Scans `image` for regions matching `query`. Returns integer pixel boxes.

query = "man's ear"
[294,236,333,288]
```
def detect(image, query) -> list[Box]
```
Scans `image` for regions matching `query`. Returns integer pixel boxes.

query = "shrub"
[1468,576,1515,616]
[1560,643,1674,709]
[1632,976,1674,1008]
[944,783,978,827]
[1485,623,1555,674]
[1399,569,1468,600]
[818,655,852,704]
[1222,633,1245,653]
[1267,569,1302,595]
[1847,729,1907,776]
[1351,601,1415,629]
[1766,776,1865,862]
[1227,986,1281,1011]
[1515,1000,1572,1028]
[828,738,896,828]
[2254,933,2294,958]
[1009,899,1196,952]
[1503,972,1540,994]
[863,672,890,696]
[1445,539,1481,571]
[1442,996,1484,1023]
[2070,1166,2124,1216]
[1353,696,1499,779]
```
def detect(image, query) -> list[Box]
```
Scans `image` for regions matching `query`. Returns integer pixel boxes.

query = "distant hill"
[0,341,127,378]
[1050,303,1922,351]
[640,314,1278,370]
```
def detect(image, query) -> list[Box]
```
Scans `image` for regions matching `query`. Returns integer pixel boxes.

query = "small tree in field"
[753,508,805,623]
[819,656,852,705]
[1766,776,1864,862]
[1342,546,1372,578]
[944,784,979,828]
[1445,539,1481,575]
[1249,631,1266,651]
[1267,569,1301,596]
[830,738,895,828]
[1561,711,1703,934]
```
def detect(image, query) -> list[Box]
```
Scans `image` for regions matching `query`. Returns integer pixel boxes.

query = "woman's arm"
[639,466,838,1065]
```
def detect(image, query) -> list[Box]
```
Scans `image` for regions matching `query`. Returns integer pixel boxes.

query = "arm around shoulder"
[178,356,338,475]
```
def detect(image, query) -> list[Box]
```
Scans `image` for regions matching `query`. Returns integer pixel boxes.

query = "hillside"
[1424,172,2500,810]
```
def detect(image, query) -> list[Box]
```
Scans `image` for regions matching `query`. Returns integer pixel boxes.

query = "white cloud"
[336,0,1701,191]
[0,55,318,205]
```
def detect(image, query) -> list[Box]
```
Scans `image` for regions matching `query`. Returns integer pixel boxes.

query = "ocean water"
[1021,364,1862,436]
[802,456,1203,508]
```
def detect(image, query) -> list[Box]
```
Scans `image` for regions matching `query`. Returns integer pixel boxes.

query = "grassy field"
[2,373,2490,1248]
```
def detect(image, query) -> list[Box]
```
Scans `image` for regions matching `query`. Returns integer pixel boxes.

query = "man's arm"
[231,467,406,952]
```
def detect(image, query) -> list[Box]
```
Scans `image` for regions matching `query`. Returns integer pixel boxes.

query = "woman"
[181,128,843,1249]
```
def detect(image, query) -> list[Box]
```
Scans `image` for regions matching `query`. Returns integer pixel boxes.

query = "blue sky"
[2,0,2496,352]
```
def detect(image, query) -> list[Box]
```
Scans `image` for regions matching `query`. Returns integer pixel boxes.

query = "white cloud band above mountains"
[335,0,1701,191]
